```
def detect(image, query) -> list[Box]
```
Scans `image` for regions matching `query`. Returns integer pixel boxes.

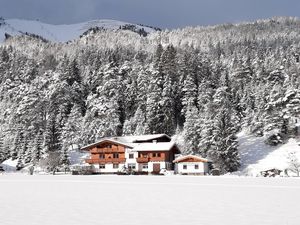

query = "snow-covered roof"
[81,139,135,150]
[132,142,177,152]
[114,134,171,143]
[173,155,210,163]
[81,134,171,150]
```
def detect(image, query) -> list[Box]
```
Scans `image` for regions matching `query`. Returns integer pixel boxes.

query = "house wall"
[94,163,126,173]
[136,161,169,173]
[86,143,127,165]
[125,148,139,163]
[137,151,169,162]
[124,148,138,172]
[175,162,208,175]
[92,149,168,173]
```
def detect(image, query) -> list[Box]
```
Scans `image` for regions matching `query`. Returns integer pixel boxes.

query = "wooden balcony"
[90,148,124,154]
[85,158,126,164]
[136,157,149,163]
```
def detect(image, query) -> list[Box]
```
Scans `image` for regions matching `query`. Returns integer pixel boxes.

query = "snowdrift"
[237,131,300,176]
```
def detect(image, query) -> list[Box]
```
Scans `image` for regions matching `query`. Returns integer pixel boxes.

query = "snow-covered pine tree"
[60,144,70,172]
[205,71,240,173]
[183,103,201,154]
[0,134,6,163]
[61,105,83,150]
[31,131,44,165]
[44,114,62,153]
[208,107,240,173]
[181,53,199,116]
[83,60,122,142]
[11,126,24,160]
[145,45,165,134]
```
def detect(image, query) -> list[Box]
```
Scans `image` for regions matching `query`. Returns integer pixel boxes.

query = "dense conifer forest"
[0,17,299,173]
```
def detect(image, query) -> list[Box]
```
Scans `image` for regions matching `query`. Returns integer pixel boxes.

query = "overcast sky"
[0,0,299,28]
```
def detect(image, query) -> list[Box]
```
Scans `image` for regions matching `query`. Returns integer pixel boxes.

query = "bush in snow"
[264,129,285,146]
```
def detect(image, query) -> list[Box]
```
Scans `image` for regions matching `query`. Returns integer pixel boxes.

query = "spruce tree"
[208,107,240,173]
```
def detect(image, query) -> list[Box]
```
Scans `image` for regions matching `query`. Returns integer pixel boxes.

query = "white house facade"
[173,155,210,175]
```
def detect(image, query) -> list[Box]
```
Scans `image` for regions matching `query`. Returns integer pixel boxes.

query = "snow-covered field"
[0,175,300,225]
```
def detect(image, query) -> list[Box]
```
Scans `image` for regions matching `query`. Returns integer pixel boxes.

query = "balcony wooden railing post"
[90,148,123,154]
[136,157,149,163]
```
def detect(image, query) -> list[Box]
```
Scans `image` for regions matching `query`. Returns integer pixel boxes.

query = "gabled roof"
[173,155,210,163]
[81,134,172,150]
[81,138,135,150]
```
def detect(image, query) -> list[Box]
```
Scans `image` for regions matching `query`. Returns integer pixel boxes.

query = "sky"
[0,0,300,29]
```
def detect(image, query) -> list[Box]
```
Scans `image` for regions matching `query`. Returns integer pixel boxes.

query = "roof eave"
[81,139,133,150]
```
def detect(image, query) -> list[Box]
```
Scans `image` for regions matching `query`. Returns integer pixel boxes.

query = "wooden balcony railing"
[90,148,124,154]
[136,157,149,163]
[149,157,167,162]
[85,158,126,164]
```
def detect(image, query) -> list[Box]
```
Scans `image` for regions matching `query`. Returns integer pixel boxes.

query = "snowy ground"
[0,175,300,225]
[237,131,300,176]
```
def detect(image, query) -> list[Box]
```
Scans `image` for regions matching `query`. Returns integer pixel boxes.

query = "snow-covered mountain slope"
[0,18,159,43]
[237,131,300,176]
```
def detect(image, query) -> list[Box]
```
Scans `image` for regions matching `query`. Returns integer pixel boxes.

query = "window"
[183,165,187,170]
[129,153,134,159]
[152,153,161,157]
[113,164,119,169]
[113,153,119,158]
[99,154,105,159]
[128,163,136,170]
[99,164,105,169]
[107,144,112,148]
[142,164,148,169]
[195,165,199,170]
[142,153,148,158]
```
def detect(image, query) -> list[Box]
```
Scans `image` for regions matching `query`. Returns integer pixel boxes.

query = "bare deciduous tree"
[287,152,300,177]
[39,152,62,175]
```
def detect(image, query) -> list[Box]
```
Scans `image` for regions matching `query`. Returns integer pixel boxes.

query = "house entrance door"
[153,163,160,173]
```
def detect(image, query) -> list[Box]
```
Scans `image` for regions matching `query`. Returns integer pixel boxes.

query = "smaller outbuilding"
[173,155,211,175]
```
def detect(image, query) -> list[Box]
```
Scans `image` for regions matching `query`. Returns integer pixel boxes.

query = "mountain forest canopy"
[0,17,299,173]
